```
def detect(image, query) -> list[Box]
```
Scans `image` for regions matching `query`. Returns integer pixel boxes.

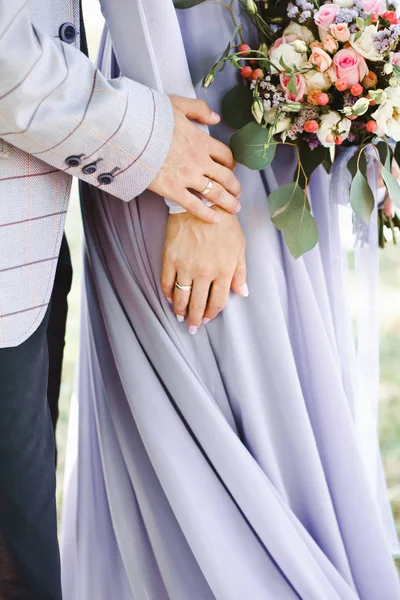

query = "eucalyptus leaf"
[298,142,328,188]
[230,122,276,170]
[382,166,400,209]
[376,141,392,170]
[283,207,319,259]
[173,0,205,7]
[222,86,254,130]
[394,141,400,169]
[347,148,367,178]
[268,182,308,230]
[350,170,374,223]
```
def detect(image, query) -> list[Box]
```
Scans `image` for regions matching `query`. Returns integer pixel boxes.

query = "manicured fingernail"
[235,203,242,214]
[166,297,173,304]
[176,315,185,323]
[189,326,198,335]
[242,284,249,297]
[202,318,211,325]
[212,212,221,223]
[211,111,220,121]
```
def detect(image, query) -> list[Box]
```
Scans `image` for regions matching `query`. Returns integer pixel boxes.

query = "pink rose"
[310,47,333,72]
[280,73,307,103]
[358,0,386,14]
[392,52,400,66]
[330,22,350,43]
[332,48,369,89]
[270,34,297,51]
[314,4,340,38]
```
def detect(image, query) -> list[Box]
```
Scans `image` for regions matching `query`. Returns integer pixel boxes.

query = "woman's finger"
[203,277,232,323]
[160,253,177,305]
[231,247,248,297]
[187,277,213,333]
[173,272,193,322]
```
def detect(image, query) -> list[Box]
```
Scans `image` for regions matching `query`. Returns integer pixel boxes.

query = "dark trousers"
[0,238,72,599]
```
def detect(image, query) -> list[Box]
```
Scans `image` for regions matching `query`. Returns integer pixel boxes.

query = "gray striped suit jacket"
[0,0,174,347]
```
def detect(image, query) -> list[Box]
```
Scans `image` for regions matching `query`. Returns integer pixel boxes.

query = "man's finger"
[194,179,241,215]
[206,160,242,198]
[170,96,220,125]
[177,190,221,224]
[187,277,212,333]
[203,278,231,322]
[208,137,236,169]
[231,248,248,297]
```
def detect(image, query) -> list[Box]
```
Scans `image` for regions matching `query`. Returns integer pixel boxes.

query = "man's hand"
[161,207,248,334]
[148,95,242,224]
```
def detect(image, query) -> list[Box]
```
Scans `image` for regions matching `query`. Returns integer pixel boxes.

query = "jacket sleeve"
[0,0,174,202]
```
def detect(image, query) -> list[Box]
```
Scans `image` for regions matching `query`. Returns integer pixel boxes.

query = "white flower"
[293,40,308,54]
[350,25,381,62]
[342,97,370,116]
[316,111,351,148]
[372,87,400,140]
[304,69,332,91]
[369,89,388,104]
[269,43,307,73]
[384,62,394,75]
[333,0,354,7]
[264,108,291,135]
[283,23,315,46]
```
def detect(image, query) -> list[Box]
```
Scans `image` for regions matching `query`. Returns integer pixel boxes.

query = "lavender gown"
[61,2,400,598]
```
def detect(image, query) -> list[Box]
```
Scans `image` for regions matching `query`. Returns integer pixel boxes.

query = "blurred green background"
[56,0,400,570]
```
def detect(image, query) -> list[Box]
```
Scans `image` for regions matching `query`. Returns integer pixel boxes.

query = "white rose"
[350,25,381,62]
[304,69,333,91]
[333,0,354,7]
[317,111,351,147]
[283,23,315,46]
[293,40,308,54]
[269,43,307,73]
[372,87,400,140]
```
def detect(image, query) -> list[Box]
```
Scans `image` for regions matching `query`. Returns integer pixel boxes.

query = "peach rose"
[314,4,340,39]
[280,73,307,102]
[310,47,333,72]
[332,48,368,89]
[323,35,339,54]
[270,34,297,51]
[358,0,386,14]
[330,23,350,43]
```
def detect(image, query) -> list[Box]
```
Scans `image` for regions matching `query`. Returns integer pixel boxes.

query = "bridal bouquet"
[175,0,400,257]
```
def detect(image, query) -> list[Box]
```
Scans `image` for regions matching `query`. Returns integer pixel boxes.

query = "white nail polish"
[242,284,249,298]
[176,315,185,323]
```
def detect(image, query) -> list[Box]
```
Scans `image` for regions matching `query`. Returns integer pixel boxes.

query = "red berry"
[326,134,334,144]
[335,78,348,92]
[350,84,363,96]
[366,120,378,133]
[250,59,257,65]
[239,44,251,57]
[304,120,319,133]
[317,93,329,106]
[371,12,378,23]
[240,66,253,79]
[335,135,344,145]
[252,68,265,80]
[348,115,358,121]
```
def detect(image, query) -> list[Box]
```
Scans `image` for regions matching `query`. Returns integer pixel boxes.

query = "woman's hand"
[161,208,248,334]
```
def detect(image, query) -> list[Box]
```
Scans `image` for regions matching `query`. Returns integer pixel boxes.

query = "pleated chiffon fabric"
[61,2,400,598]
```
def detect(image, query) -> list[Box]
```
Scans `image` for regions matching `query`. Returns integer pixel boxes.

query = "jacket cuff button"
[59,23,77,44]
[65,155,82,167]
[82,163,98,175]
[98,173,115,185]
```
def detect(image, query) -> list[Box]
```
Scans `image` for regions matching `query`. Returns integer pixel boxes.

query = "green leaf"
[221,86,254,130]
[347,148,367,179]
[382,166,400,209]
[219,42,232,72]
[230,122,276,170]
[268,183,307,230]
[287,75,297,96]
[283,207,319,259]
[173,0,205,7]
[297,142,329,188]
[394,141,400,169]
[350,170,374,223]
[376,141,392,170]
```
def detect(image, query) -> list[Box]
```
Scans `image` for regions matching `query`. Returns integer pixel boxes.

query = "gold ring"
[175,282,192,292]
[200,178,214,196]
